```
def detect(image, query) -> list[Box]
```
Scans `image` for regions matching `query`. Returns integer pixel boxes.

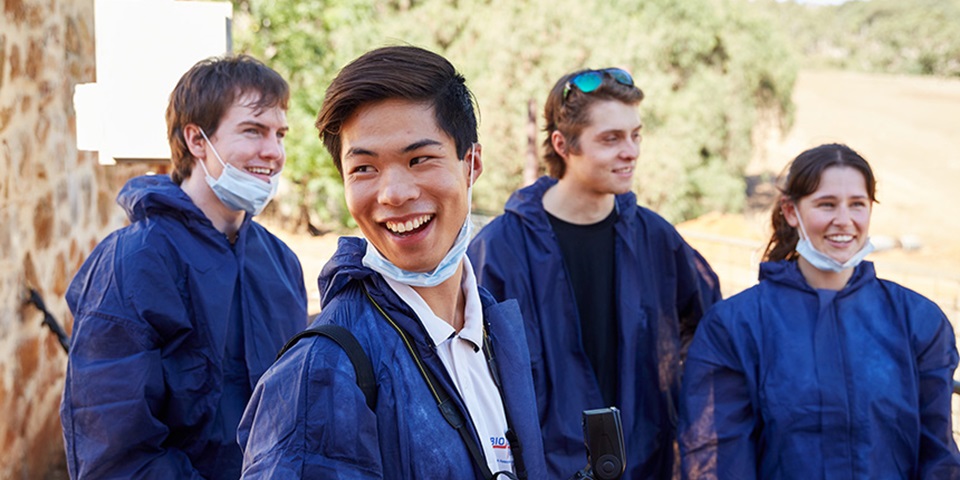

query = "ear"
[466,143,484,184]
[183,124,207,160]
[780,198,799,228]
[550,130,569,160]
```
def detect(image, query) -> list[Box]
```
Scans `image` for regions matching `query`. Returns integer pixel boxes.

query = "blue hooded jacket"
[60,175,307,479]
[467,176,721,479]
[680,260,960,479]
[238,236,548,479]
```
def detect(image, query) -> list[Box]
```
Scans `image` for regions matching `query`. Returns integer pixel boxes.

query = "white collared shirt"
[384,257,514,475]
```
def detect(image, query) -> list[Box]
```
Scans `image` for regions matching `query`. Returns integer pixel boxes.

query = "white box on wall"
[75,0,232,165]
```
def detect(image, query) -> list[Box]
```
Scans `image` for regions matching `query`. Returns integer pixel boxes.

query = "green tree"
[760,0,960,77]
[233,0,797,227]
[233,0,377,231]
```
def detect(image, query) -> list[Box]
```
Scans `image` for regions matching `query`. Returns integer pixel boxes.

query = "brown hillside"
[683,69,960,274]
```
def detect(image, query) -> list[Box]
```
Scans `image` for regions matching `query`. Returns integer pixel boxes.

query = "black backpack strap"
[361,286,515,480]
[277,324,378,411]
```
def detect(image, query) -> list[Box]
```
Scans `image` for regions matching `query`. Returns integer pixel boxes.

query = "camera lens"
[595,454,623,479]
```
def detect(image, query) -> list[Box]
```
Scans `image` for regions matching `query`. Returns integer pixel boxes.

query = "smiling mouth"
[385,214,434,235]
[247,166,273,176]
[827,234,854,243]
[613,166,634,174]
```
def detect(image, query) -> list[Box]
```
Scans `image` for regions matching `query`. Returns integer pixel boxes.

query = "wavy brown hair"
[166,55,289,184]
[542,69,644,179]
[763,143,877,262]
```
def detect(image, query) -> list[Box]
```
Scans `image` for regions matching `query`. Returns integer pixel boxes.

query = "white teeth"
[828,235,853,242]
[386,215,433,234]
[248,167,272,175]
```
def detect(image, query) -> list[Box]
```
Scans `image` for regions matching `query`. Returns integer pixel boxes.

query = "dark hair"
[315,45,478,176]
[166,54,289,184]
[542,69,644,178]
[763,143,877,262]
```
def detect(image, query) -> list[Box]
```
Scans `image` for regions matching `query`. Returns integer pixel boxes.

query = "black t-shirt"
[547,208,619,407]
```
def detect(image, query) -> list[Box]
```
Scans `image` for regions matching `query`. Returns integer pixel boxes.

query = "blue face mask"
[197,128,280,216]
[363,219,472,287]
[363,144,477,287]
[795,214,874,273]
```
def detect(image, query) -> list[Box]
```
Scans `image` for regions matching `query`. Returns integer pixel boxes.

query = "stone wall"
[0,0,150,477]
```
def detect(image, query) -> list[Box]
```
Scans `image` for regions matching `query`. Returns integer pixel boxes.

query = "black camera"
[569,407,626,480]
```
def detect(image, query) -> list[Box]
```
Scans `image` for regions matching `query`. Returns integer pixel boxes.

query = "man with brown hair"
[238,46,547,479]
[60,54,307,479]
[469,68,721,479]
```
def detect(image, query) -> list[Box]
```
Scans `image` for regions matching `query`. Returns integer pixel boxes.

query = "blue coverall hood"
[680,260,960,479]
[239,236,549,479]
[61,174,306,479]
[469,175,722,479]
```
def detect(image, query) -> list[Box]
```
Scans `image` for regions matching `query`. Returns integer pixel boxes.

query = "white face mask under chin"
[363,144,478,287]
[197,128,280,216]
[794,214,874,273]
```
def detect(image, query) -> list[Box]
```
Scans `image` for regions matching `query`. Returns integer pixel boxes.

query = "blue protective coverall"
[60,175,307,479]
[237,236,548,479]
[467,176,721,479]
[680,260,960,479]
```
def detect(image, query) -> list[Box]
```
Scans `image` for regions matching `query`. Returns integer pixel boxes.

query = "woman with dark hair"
[679,143,960,478]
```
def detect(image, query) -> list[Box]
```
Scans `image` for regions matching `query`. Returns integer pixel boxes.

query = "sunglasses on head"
[563,68,635,100]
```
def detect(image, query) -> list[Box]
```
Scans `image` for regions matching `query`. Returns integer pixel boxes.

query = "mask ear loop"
[196,127,228,177]
[787,200,811,242]
[467,143,477,217]
[468,143,476,189]
[795,212,811,242]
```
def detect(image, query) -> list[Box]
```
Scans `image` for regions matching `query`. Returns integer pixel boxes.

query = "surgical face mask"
[363,144,478,287]
[197,128,280,216]
[794,213,874,273]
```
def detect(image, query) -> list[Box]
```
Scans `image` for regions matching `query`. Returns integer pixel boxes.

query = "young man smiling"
[468,68,722,479]
[238,46,547,480]
[60,55,307,479]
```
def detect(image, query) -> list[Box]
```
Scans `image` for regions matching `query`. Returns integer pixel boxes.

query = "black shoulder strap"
[277,324,378,410]
[362,285,523,480]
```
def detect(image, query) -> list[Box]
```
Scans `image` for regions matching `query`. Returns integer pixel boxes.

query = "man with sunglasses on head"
[469,68,721,479]
[237,46,547,480]
[60,55,307,479]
